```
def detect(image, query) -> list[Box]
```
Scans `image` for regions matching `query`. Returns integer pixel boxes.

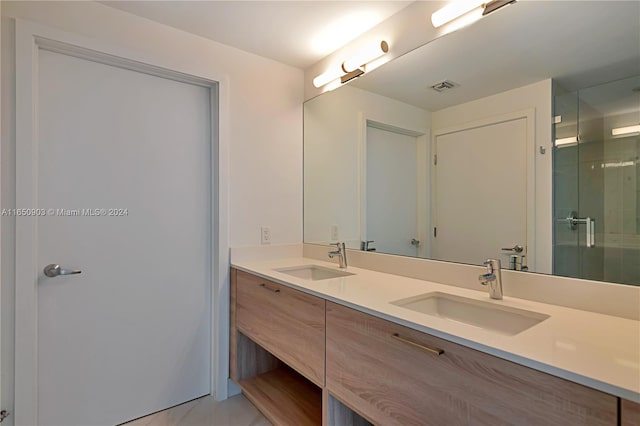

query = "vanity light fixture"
[431,0,517,29]
[341,41,388,73]
[555,136,578,147]
[313,40,389,88]
[431,0,485,28]
[312,67,344,88]
[482,0,517,16]
[340,68,365,84]
[611,125,640,136]
[601,161,635,168]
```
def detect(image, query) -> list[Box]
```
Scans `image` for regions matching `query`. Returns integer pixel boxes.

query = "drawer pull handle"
[392,333,444,356]
[260,283,280,293]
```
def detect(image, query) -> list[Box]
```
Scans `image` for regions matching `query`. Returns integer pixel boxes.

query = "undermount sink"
[274,265,355,281]
[391,292,549,336]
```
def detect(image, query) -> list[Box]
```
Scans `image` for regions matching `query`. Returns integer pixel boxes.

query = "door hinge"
[433,227,437,238]
[433,154,438,165]
[0,410,9,423]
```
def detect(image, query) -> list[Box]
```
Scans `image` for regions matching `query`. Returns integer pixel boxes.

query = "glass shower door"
[553,89,582,278]
[553,76,640,285]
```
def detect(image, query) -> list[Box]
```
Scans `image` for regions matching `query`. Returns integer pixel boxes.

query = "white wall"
[2,1,303,247]
[1,1,303,422]
[304,85,430,246]
[431,79,553,273]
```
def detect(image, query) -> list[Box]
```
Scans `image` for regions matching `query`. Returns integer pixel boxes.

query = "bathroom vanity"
[229,258,640,425]
[257,2,640,423]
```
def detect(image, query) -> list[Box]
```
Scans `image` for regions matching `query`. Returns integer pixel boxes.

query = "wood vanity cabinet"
[622,399,640,426]
[325,301,618,426]
[233,269,325,385]
[230,268,325,426]
[231,269,629,426]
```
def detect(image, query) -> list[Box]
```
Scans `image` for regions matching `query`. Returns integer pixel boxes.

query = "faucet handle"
[483,259,501,273]
[329,241,345,250]
[478,272,495,285]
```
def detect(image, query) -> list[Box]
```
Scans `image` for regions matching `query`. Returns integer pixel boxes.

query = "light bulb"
[611,125,640,136]
[431,0,486,28]
[313,67,343,88]
[341,41,389,73]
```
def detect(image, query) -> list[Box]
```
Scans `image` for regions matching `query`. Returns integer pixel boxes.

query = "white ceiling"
[100,0,412,69]
[350,1,640,111]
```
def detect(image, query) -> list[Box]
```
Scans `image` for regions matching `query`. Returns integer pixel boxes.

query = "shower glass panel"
[553,90,580,278]
[553,76,640,285]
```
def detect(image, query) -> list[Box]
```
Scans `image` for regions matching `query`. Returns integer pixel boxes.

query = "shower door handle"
[566,216,595,247]
[586,218,595,248]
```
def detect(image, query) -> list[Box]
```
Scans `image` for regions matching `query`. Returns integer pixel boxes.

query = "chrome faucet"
[328,242,348,268]
[478,259,503,300]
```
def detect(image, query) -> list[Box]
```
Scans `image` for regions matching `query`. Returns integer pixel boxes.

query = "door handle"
[391,333,444,356]
[565,216,596,247]
[585,217,595,248]
[259,283,280,293]
[43,264,82,278]
[501,245,524,253]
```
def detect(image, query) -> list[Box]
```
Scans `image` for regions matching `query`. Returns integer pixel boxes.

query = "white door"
[433,118,527,265]
[366,126,419,256]
[25,48,212,425]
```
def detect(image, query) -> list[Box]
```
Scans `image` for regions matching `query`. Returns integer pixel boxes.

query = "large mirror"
[304,1,640,285]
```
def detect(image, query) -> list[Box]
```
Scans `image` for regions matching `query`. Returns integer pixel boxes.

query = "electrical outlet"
[331,225,339,240]
[261,226,271,244]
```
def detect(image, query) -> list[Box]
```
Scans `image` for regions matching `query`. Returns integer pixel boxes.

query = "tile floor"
[122,394,270,426]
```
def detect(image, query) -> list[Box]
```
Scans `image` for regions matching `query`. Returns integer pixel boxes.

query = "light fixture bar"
[313,67,344,88]
[602,161,635,168]
[342,41,389,73]
[313,40,389,88]
[555,136,578,147]
[482,0,516,16]
[431,0,517,29]
[340,68,365,84]
[611,125,640,136]
[431,0,485,28]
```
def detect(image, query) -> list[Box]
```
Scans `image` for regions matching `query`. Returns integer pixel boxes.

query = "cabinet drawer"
[236,270,325,386]
[622,399,640,426]
[326,302,617,426]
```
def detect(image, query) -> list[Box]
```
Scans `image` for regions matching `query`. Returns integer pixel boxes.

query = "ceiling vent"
[430,80,459,92]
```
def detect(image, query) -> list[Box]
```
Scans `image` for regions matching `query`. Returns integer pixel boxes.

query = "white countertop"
[232,257,640,402]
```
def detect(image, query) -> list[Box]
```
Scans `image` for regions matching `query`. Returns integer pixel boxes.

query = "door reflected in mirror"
[365,122,426,258]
